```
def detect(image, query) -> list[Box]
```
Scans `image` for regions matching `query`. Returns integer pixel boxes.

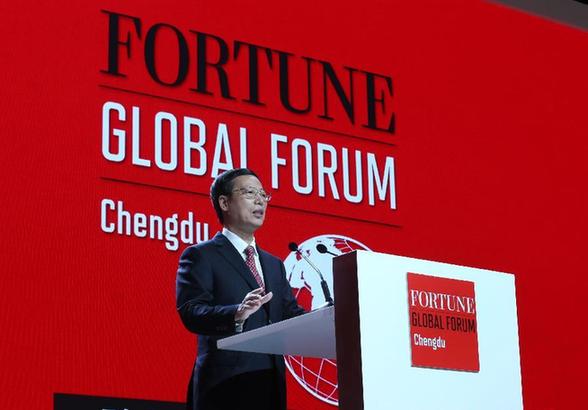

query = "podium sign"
[407,272,479,372]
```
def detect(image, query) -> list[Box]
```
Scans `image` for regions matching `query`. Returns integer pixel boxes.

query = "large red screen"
[1,1,587,409]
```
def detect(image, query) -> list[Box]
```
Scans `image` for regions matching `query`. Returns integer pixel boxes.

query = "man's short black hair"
[210,168,259,224]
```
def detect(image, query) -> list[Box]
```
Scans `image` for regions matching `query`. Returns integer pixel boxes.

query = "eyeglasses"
[232,187,272,202]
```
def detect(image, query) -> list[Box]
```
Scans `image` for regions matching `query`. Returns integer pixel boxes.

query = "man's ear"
[218,195,230,212]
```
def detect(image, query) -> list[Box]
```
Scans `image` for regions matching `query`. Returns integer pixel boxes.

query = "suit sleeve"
[279,261,307,320]
[176,246,240,336]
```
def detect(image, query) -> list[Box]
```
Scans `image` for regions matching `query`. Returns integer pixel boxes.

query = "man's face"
[220,175,268,235]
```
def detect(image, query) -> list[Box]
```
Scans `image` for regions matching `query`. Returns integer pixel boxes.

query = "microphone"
[288,242,334,307]
[316,243,338,257]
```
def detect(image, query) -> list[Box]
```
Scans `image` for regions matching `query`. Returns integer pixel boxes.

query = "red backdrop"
[1,1,587,409]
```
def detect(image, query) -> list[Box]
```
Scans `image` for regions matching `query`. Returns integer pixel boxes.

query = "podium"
[218,250,523,410]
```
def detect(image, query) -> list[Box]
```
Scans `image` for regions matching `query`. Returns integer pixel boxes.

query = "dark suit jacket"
[176,232,305,410]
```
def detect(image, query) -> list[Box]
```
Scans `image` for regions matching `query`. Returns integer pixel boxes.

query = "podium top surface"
[217,305,335,359]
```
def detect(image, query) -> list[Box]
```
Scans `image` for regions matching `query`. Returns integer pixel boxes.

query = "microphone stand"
[289,242,334,308]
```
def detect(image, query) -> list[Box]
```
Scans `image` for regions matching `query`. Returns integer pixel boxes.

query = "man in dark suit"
[176,168,305,410]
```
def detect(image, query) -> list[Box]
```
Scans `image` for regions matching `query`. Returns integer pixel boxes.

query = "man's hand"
[235,287,273,322]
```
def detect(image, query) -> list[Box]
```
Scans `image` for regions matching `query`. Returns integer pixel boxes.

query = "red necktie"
[244,246,265,291]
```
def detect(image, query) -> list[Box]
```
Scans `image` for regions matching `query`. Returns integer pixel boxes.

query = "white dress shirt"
[222,227,265,286]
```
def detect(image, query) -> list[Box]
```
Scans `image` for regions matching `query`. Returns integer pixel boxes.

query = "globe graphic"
[283,234,371,406]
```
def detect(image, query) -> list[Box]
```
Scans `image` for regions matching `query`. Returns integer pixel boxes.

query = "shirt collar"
[222,227,257,256]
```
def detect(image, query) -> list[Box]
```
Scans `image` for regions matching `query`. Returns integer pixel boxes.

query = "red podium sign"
[407,273,480,372]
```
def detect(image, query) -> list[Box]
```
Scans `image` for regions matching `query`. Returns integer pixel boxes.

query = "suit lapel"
[257,246,278,318]
[212,232,260,291]
[257,247,277,295]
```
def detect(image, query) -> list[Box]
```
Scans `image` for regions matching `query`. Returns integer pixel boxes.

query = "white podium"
[218,250,523,410]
